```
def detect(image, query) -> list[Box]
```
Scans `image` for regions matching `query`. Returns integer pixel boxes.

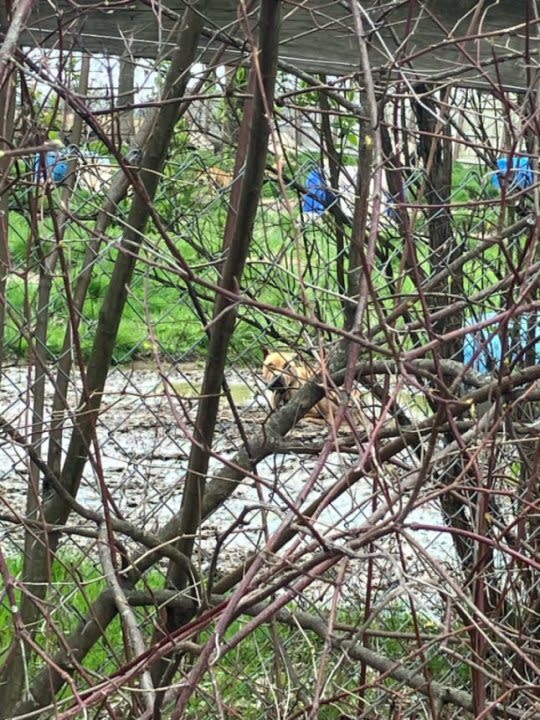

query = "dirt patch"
[0,364,455,608]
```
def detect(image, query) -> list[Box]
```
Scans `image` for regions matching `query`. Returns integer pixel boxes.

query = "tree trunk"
[118,53,135,144]
[0,3,209,715]
[151,0,281,691]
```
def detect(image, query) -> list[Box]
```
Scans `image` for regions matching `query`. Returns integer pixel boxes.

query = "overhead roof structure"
[23,0,539,91]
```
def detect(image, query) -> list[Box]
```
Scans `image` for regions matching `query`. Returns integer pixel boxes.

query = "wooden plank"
[22,0,539,90]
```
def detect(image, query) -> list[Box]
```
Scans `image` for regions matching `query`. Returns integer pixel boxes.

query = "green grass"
[0,551,471,717]
[184,600,470,719]
[4,157,519,365]
[0,552,166,701]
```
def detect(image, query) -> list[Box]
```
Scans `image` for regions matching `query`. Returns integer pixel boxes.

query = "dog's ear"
[261,345,269,359]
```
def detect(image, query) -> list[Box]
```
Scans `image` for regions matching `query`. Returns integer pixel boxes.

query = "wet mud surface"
[0,364,454,604]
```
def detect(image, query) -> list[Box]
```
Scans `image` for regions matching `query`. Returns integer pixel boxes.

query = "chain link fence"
[0,19,539,720]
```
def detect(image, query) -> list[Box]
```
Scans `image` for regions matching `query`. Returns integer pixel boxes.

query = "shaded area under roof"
[23,0,539,91]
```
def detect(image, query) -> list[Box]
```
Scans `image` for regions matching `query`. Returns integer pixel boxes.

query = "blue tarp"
[302,168,336,214]
[34,150,69,184]
[492,156,533,191]
[463,314,540,373]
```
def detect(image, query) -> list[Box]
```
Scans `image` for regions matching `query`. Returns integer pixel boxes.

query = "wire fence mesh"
[0,11,540,719]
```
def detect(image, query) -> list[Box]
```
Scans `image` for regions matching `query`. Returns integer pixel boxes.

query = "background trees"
[0,2,539,718]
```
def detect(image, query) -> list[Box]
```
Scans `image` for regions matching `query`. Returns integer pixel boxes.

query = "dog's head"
[262,351,298,407]
[262,351,296,385]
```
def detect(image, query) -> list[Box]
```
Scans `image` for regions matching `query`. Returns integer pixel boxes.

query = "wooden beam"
[21,0,539,90]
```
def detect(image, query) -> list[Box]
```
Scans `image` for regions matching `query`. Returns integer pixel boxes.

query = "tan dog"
[261,351,348,422]
[262,350,370,428]
[262,351,315,409]
[208,166,233,190]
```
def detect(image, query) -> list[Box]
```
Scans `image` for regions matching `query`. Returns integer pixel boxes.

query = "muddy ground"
[0,363,454,608]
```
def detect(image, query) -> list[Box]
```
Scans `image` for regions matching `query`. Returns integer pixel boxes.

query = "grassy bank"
[0,552,468,718]
[5,160,506,365]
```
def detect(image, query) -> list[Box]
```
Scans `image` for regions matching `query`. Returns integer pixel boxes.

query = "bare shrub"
[0,2,539,719]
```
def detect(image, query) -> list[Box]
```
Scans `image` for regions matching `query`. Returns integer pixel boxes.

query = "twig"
[97,523,155,717]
